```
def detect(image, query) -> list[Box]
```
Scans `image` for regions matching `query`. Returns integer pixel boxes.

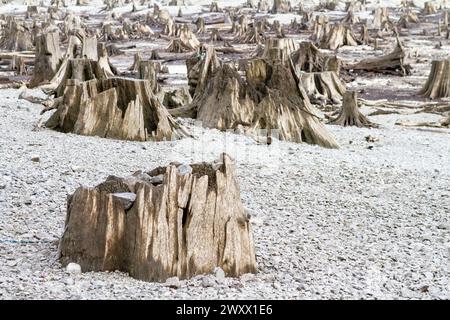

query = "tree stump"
[0,19,33,51]
[423,1,437,14]
[329,91,378,127]
[137,60,160,93]
[291,41,340,73]
[30,32,62,88]
[320,24,360,50]
[271,0,291,13]
[45,77,191,141]
[419,60,450,99]
[173,51,340,148]
[262,37,297,65]
[299,71,347,105]
[58,154,257,282]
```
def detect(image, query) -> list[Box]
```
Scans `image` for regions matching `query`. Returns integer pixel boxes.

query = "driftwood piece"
[419,60,450,99]
[46,77,190,141]
[58,154,257,282]
[329,91,378,127]
[348,37,411,76]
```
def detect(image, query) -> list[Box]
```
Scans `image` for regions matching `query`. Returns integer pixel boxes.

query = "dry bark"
[419,60,450,99]
[45,77,190,141]
[58,154,257,282]
[329,91,378,127]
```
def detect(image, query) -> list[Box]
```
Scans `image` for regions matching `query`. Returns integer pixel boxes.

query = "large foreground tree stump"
[58,154,257,282]
[329,91,378,127]
[419,60,450,99]
[45,77,190,141]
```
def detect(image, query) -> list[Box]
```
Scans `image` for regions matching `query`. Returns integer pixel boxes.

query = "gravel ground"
[0,87,449,300]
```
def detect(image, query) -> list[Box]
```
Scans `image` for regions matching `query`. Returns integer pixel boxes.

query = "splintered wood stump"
[52,58,112,97]
[45,77,190,141]
[173,53,340,148]
[299,71,346,104]
[320,25,360,50]
[291,41,340,73]
[329,91,378,127]
[137,60,160,93]
[420,60,450,99]
[29,32,62,88]
[0,19,33,51]
[262,37,297,64]
[58,154,257,282]
[271,0,291,13]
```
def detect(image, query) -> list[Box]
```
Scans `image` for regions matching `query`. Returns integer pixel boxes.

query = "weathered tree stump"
[419,60,450,99]
[329,91,378,127]
[423,1,437,14]
[29,32,62,88]
[45,77,190,141]
[173,48,339,148]
[0,19,33,51]
[271,0,291,13]
[262,37,297,65]
[291,41,340,73]
[320,24,360,50]
[372,7,390,29]
[58,154,257,282]
[299,71,347,105]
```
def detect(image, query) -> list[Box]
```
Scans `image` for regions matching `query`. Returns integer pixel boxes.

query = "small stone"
[71,166,85,172]
[214,267,225,279]
[201,277,216,288]
[66,263,82,274]
[164,276,181,289]
[151,174,164,185]
[112,192,136,210]
[365,135,379,143]
[419,285,429,293]
[64,278,75,286]
[240,273,255,282]
[177,164,192,175]
[31,156,40,162]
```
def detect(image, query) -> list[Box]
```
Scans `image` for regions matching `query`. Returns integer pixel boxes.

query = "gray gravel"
[0,87,448,300]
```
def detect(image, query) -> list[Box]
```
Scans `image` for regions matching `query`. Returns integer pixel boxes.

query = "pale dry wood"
[46,77,191,141]
[329,91,378,127]
[58,154,257,282]
[419,60,450,99]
